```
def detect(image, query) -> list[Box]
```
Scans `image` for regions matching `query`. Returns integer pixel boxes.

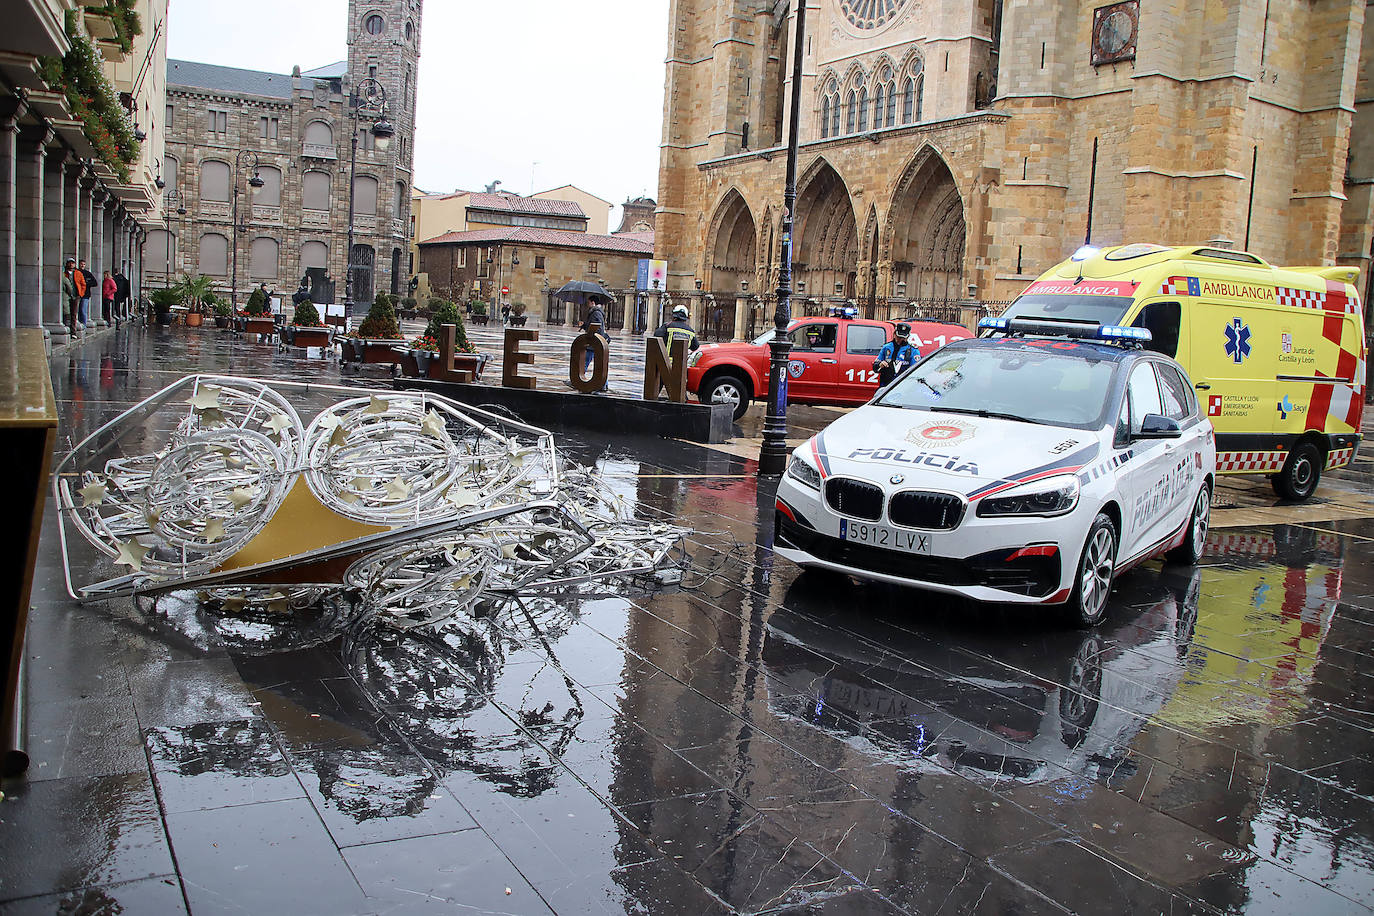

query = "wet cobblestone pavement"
[2,323,1373,914]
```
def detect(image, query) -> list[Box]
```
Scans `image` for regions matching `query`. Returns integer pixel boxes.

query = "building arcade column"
[41,153,68,338]
[0,97,23,328]
[733,296,749,342]
[14,127,51,330]
[63,158,80,326]
[90,186,106,325]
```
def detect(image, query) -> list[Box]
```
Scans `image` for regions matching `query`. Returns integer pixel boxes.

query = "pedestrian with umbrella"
[555,281,616,392]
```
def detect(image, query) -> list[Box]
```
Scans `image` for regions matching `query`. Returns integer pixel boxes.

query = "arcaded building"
[656,0,1369,329]
[156,0,422,308]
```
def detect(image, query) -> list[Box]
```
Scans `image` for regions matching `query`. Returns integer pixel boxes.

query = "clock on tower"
[1091,0,1139,66]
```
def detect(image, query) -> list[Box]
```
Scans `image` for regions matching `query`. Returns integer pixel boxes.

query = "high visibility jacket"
[655,319,700,352]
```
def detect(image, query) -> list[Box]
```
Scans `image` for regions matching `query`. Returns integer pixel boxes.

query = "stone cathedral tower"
[346,0,423,300]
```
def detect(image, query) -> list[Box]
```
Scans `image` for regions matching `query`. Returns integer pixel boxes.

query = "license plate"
[839,519,933,554]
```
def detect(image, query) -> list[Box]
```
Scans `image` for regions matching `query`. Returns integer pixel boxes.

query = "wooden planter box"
[286,326,332,349]
[340,337,406,366]
[242,317,276,339]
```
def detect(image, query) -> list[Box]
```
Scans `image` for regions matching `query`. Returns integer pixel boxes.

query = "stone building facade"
[417,226,652,325]
[1,0,169,336]
[656,0,1369,332]
[157,0,422,309]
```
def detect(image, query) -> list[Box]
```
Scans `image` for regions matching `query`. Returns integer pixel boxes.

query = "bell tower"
[345,0,422,296]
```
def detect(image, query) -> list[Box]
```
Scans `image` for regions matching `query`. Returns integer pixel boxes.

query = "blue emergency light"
[978,317,1010,331]
[1095,325,1152,342]
[830,305,859,319]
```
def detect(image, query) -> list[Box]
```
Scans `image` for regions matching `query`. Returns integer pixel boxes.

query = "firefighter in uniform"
[655,304,700,354]
[874,322,920,387]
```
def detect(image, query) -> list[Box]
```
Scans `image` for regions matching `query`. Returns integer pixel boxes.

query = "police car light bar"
[829,305,859,319]
[979,316,1152,345]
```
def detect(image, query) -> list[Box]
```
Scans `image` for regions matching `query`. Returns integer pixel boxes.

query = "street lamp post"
[162,189,185,289]
[758,0,807,475]
[230,151,264,308]
[344,78,394,319]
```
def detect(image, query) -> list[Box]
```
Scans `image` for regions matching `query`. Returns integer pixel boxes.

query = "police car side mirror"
[1135,414,1182,440]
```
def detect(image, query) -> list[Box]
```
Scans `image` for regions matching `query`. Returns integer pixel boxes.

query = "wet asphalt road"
[2,323,1373,914]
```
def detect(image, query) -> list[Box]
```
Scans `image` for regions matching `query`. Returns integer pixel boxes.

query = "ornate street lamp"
[759,0,807,475]
[230,151,263,307]
[162,189,185,290]
[344,77,393,318]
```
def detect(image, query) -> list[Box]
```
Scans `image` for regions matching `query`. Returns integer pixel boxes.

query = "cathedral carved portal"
[703,148,966,321]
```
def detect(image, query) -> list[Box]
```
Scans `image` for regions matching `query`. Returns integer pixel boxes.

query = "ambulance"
[1000,244,1365,500]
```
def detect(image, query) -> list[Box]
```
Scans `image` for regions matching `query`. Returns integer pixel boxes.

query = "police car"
[774,318,1217,625]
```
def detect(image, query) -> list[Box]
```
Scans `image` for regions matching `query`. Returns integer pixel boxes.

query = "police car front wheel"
[1068,514,1117,628]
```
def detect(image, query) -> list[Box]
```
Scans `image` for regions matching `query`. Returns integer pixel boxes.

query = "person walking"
[873,322,921,387]
[654,304,700,355]
[113,267,131,321]
[61,258,80,335]
[579,300,611,392]
[78,259,96,328]
[102,270,117,326]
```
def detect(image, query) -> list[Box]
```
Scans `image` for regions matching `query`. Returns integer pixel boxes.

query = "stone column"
[688,291,705,335]
[0,97,23,328]
[79,169,94,328]
[63,159,80,318]
[41,153,68,337]
[90,186,106,325]
[14,127,51,330]
[733,296,749,342]
[132,225,144,302]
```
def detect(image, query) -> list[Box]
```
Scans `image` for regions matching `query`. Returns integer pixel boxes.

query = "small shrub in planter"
[355,291,403,340]
[150,287,181,325]
[423,299,477,354]
[212,299,232,327]
[244,286,268,316]
[292,301,324,327]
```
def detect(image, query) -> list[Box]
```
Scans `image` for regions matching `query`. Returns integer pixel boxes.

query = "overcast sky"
[167,0,669,224]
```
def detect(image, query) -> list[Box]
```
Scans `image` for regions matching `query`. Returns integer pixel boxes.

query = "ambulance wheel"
[1271,441,1323,502]
[702,372,751,420]
[1067,514,1117,628]
[1166,482,1211,565]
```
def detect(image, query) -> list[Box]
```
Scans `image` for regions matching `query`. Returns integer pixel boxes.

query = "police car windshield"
[1002,294,1133,326]
[877,343,1118,429]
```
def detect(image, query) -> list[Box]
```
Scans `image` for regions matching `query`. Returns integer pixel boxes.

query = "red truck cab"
[686,314,972,419]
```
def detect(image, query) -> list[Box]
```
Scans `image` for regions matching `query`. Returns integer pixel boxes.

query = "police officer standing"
[874,322,920,387]
[654,304,700,355]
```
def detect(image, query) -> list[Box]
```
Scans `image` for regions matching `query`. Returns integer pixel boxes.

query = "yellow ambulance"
[1000,244,1365,500]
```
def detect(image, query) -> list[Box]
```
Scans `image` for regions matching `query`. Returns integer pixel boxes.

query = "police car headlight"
[687,349,702,368]
[786,454,822,490]
[976,474,1080,518]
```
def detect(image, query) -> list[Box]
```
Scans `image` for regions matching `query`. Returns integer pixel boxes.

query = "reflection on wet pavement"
[3,325,1373,914]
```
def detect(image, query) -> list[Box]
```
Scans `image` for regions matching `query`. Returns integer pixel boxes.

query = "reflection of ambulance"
[1001,244,1365,499]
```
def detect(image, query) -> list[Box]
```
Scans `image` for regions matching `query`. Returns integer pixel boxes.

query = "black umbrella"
[552,280,616,305]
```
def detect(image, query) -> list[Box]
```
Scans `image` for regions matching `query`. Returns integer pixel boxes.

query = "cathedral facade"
[655,0,1369,320]
[157,0,421,308]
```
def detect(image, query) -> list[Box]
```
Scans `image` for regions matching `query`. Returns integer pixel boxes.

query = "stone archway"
[887,148,967,302]
[795,159,858,304]
[706,189,757,296]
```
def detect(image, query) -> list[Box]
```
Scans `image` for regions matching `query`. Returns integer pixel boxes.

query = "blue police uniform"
[875,339,920,386]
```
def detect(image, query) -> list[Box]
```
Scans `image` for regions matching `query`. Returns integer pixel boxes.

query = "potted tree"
[470,300,489,325]
[176,273,214,327]
[340,291,406,368]
[404,298,487,379]
[510,301,528,327]
[285,300,331,350]
[212,298,233,329]
[150,286,180,327]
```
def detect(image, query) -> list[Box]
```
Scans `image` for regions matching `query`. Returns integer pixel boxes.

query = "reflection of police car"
[774,318,1218,625]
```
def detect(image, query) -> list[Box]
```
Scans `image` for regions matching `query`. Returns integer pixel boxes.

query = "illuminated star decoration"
[187,385,222,411]
[265,412,293,439]
[365,396,390,415]
[384,476,412,501]
[79,478,109,507]
[446,487,478,509]
[228,487,255,509]
[202,519,226,543]
[420,410,447,440]
[114,539,149,572]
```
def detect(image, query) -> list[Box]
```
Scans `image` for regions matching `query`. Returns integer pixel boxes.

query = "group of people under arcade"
[61,258,131,336]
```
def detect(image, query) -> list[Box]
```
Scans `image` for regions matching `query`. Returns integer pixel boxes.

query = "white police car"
[774,318,1217,625]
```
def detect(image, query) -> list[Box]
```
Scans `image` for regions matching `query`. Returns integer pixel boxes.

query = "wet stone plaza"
[2,323,1374,915]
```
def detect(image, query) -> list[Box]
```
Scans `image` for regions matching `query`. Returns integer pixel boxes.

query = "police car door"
[786,322,841,399]
[1118,361,1182,559]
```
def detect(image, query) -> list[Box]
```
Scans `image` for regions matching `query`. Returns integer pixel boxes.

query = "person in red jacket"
[102,270,117,325]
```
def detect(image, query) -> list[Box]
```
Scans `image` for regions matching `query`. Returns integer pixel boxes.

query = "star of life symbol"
[1224,317,1252,364]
